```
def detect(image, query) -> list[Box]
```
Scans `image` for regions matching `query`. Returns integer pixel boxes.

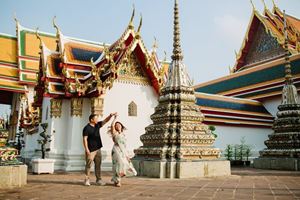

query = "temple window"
[128,101,137,117]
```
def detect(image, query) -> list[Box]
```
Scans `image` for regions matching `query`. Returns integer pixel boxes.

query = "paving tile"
[1,168,300,200]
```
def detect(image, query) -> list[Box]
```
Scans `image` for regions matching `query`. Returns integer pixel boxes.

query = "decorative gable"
[118,53,150,85]
[244,22,285,67]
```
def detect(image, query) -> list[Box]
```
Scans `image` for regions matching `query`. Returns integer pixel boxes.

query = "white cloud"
[213,14,247,45]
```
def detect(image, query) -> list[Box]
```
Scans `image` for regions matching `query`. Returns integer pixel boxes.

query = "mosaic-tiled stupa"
[254,11,300,170]
[132,0,230,178]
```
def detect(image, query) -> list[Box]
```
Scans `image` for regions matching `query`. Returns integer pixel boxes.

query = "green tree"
[208,125,217,138]
[224,144,233,160]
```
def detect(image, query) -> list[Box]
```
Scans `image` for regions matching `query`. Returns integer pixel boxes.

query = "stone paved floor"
[0,167,300,200]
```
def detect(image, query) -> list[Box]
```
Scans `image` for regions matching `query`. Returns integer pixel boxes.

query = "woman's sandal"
[120,172,126,177]
[114,182,121,187]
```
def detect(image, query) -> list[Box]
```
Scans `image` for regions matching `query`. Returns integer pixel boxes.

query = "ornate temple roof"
[35,10,169,99]
[195,4,300,101]
[0,12,168,96]
[0,33,26,92]
[16,21,57,84]
[196,92,274,127]
[195,53,300,100]
[52,18,105,67]
[234,4,300,72]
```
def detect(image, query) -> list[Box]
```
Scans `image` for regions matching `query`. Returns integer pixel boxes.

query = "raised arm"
[111,114,117,135]
[101,112,116,126]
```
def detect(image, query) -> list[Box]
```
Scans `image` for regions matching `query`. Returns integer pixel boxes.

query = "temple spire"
[171,0,183,60]
[283,10,292,85]
[254,10,300,168]
[133,0,223,178]
[165,0,191,88]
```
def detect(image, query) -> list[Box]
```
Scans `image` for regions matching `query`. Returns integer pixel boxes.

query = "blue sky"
[1,0,300,84]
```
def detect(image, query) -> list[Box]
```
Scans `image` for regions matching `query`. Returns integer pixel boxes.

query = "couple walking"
[82,112,137,187]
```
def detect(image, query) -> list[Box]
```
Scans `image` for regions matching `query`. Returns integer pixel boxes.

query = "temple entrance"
[0,91,13,128]
[0,91,13,146]
[0,91,19,142]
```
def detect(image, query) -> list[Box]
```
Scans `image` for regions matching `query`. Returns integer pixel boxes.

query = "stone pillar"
[8,93,21,141]
[91,97,104,117]
[63,98,85,171]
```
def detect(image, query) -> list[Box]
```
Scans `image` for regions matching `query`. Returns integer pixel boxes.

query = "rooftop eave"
[234,10,297,71]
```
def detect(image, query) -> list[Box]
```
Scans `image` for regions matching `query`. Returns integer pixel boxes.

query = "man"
[83,113,116,186]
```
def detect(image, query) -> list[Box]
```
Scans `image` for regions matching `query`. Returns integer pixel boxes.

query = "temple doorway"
[0,91,19,141]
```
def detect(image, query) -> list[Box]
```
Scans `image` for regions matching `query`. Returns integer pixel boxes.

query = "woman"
[109,114,137,187]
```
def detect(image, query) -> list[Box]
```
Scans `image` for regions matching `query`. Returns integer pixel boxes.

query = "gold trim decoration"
[19,94,40,134]
[91,97,104,117]
[71,98,83,117]
[50,99,62,118]
[128,5,135,30]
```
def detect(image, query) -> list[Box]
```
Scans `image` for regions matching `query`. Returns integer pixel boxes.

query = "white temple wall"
[213,125,270,158]
[65,98,90,155]
[51,99,68,155]
[261,96,282,116]
[100,81,158,164]
[22,83,280,170]
[26,81,158,171]
[261,93,300,117]
[21,86,38,160]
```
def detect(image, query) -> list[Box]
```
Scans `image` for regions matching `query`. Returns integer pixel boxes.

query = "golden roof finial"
[13,12,19,25]
[261,0,267,10]
[128,4,135,30]
[52,16,61,52]
[171,0,183,61]
[228,65,234,74]
[14,12,20,34]
[35,27,42,50]
[103,43,109,58]
[152,37,158,52]
[137,14,143,33]
[250,0,256,11]
[90,57,98,77]
[234,50,238,59]
[52,16,60,36]
[135,14,142,39]
[272,0,277,8]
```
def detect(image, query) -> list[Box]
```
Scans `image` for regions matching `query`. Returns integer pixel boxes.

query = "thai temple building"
[195,2,300,157]
[0,1,299,171]
[0,10,170,171]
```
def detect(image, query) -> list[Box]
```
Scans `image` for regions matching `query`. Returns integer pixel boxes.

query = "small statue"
[36,123,52,159]
[14,127,25,153]
[0,118,4,129]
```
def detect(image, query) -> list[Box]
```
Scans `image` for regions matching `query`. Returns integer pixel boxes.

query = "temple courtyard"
[0,167,300,200]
